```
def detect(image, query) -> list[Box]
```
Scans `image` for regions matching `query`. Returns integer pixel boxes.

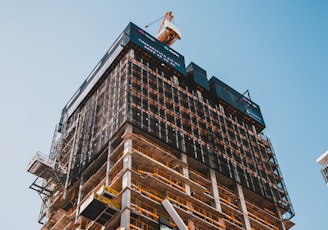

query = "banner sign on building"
[128,22,186,75]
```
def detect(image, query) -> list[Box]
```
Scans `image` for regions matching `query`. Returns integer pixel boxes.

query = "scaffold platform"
[27,151,55,180]
[79,192,120,225]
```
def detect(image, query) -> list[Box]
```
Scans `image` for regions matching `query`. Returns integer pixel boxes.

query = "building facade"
[28,22,294,230]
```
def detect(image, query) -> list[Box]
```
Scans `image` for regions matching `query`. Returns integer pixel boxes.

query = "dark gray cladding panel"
[186,62,210,91]
[209,76,265,127]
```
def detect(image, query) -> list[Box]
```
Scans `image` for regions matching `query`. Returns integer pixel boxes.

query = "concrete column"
[181,153,194,229]
[181,153,190,194]
[235,184,251,230]
[105,145,112,186]
[120,139,133,229]
[124,139,132,156]
[120,181,131,228]
[210,169,222,212]
[209,169,226,228]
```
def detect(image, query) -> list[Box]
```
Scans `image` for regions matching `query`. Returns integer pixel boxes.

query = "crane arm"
[145,15,164,29]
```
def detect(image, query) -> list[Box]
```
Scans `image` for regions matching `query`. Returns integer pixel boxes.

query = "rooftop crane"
[145,11,181,46]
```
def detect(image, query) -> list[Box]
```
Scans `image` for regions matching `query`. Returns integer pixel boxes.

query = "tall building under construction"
[28,22,295,230]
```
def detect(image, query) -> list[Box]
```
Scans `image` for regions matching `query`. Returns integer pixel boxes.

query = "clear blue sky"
[0,1,327,229]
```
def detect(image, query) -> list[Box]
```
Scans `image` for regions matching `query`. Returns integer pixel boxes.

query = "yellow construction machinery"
[146,11,181,46]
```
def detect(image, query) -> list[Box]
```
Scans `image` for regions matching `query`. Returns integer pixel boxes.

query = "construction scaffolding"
[28,22,294,229]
